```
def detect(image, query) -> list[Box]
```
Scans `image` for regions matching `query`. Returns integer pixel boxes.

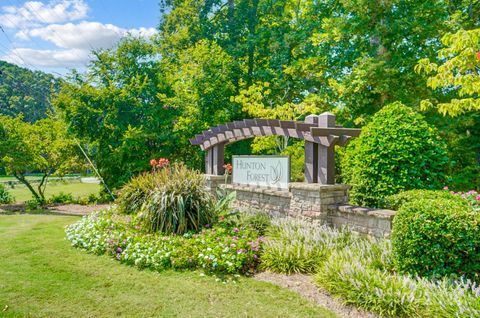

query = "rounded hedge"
[391,198,480,279]
[341,102,448,207]
[383,189,468,211]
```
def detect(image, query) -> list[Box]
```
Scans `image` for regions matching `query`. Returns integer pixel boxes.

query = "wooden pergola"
[190,112,361,184]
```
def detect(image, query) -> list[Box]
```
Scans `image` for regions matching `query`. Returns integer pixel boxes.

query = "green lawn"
[0,214,336,318]
[7,182,102,203]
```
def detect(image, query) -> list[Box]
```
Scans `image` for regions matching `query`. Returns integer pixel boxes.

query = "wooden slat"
[310,127,361,137]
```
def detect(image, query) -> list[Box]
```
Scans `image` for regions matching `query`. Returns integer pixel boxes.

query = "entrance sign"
[190,112,361,184]
[233,156,290,189]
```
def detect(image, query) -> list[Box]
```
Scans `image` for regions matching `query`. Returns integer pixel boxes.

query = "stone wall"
[329,205,395,239]
[221,184,290,217]
[207,175,396,238]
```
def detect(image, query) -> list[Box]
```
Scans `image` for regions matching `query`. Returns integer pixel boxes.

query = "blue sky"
[0,0,160,75]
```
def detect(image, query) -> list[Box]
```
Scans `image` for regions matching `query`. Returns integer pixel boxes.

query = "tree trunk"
[13,172,42,203]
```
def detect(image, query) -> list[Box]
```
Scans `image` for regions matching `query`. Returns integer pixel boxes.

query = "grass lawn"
[0,214,336,318]
[7,182,102,203]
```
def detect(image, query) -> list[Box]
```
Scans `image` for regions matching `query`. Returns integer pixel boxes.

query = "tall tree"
[0,61,60,122]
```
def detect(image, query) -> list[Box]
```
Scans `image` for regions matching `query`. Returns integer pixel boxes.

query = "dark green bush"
[0,184,13,204]
[391,198,480,279]
[383,189,468,210]
[341,102,448,207]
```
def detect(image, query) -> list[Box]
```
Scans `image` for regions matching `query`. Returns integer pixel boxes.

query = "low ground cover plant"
[259,216,480,317]
[260,218,351,274]
[66,208,262,275]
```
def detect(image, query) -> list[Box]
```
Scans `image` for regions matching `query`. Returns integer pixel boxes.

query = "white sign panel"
[232,156,290,189]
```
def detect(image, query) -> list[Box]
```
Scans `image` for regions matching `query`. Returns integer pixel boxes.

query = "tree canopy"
[52,0,480,191]
[0,61,60,122]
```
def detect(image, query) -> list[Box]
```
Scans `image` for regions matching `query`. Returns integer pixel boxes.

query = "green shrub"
[136,163,215,234]
[392,198,480,279]
[383,189,468,210]
[117,172,157,214]
[341,102,448,207]
[0,184,13,204]
[260,218,351,274]
[49,192,75,204]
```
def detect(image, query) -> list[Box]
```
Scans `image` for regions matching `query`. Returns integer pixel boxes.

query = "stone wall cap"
[367,209,396,219]
[221,183,291,198]
[204,174,228,181]
[289,183,351,191]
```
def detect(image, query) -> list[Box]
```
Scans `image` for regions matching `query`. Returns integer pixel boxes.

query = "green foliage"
[260,218,351,274]
[0,115,81,204]
[342,103,448,207]
[0,61,60,122]
[140,164,216,234]
[316,240,423,317]
[54,37,172,189]
[0,184,13,204]
[392,198,480,279]
[416,28,480,116]
[117,172,157,215]
[383,189,468,210]
[117,163,216,234]
[315,233,480,317]
[65,208,262,275]
[48,192,75,204]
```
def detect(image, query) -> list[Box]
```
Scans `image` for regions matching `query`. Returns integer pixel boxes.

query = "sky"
[0,0,160,76]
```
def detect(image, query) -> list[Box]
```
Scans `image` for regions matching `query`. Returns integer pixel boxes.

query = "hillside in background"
[0,61,60,122]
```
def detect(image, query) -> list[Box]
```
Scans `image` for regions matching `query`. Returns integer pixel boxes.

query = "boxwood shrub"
[391,198,480,279]
[341,102,448,207]
[383,189,469,210]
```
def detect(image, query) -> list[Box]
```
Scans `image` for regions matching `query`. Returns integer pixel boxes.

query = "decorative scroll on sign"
[232,156,290,189]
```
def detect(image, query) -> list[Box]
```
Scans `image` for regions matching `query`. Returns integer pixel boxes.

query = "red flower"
[476,52,480,61]
[150,159,158,167]
[158,158,170,168]
[223,163,233,174]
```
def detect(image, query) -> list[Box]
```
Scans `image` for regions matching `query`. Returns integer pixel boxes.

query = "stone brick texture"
[205,175,396,238]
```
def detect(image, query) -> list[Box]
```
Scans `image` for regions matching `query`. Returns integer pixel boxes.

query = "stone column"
[289,183,350,223]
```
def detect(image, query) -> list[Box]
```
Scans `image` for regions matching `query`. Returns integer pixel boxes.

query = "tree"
[0,116,80,204]
[54,37,175,189]
[0,61,60,122]
[416,28,480,116]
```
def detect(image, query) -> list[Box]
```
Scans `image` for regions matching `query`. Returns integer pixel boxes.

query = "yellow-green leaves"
[416,28,480,116]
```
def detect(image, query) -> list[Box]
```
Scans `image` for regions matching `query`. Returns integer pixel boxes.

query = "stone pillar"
[289,183,350,223]
[204,174,230,196]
